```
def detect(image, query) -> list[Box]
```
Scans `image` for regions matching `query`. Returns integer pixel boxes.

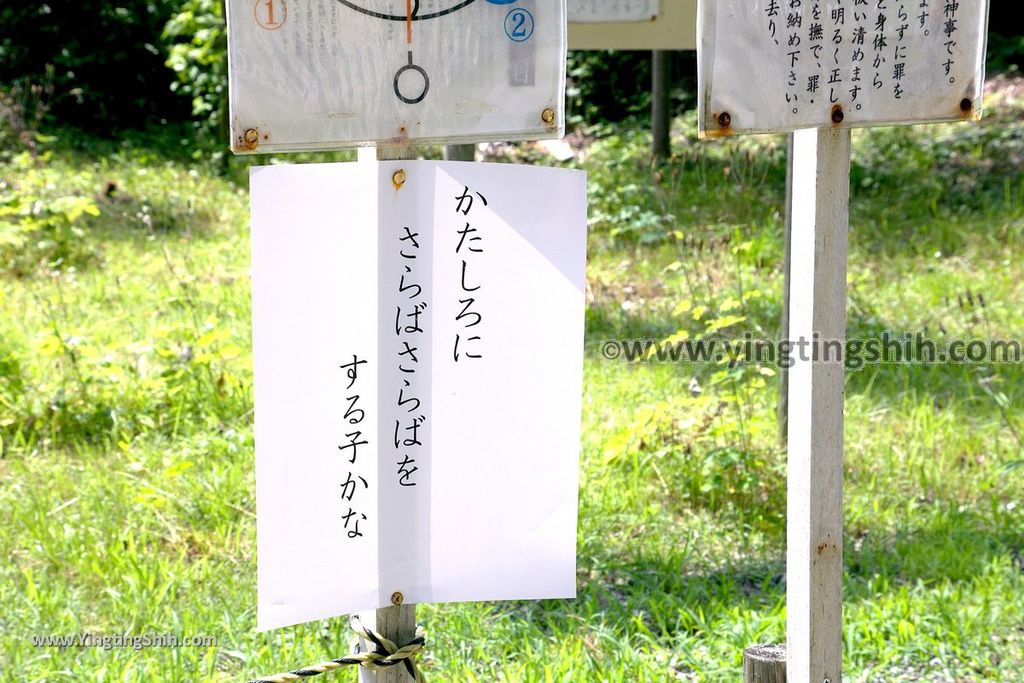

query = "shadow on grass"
[490,505,1021,652]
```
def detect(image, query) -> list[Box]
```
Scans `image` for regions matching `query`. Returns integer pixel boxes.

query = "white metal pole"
[779,132,795,446]
[786,126,850,683]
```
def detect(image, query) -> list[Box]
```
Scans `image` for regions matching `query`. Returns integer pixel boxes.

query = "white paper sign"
[698,0,990,135]
[227,0,566,152]
[250,160,587,630]
[568,0,658,23]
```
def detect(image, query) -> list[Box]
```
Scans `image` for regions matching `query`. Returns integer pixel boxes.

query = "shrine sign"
[698,0,990,136]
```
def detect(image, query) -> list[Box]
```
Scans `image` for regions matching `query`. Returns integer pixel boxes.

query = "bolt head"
[392,169,407,188]
[244,128,259,144]
[717,112,731,128]
[960,97,973,112]
[831,107,845,124]
[390,591,404,606]
[541,108,556,125]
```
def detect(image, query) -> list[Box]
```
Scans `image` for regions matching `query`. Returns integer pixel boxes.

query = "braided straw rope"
[250,616,426,683]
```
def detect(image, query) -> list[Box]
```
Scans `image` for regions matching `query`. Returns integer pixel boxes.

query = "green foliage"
[0,154,101,275]
[989,33,1024,74]
[0,81,1023,683]
[567,50,698,128]
[584,113,787,249]
[0,2,187,129]
[0,65,55,154]
[601,390,782,518]
[164,0,229,141]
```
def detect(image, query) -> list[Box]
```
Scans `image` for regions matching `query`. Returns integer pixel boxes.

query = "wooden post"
[358,142,418,683]
[443,143,476,162]
[651,50,671,160]
[744,645,787,683]
[778,133,795,446]
[359,603,417,683]
[786,127,850,683]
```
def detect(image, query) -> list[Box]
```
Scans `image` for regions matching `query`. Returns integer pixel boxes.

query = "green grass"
[2,81,1023,682]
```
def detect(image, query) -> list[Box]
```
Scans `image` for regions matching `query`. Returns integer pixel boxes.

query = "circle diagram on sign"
[334,1,530,104]
[394,52,430,104]
[335,0,478,21]
[228,0,565,150]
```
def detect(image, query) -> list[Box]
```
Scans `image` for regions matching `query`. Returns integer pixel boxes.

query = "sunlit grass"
[1,83,1023,682]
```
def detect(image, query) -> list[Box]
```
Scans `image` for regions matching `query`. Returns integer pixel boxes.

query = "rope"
[250,616,426,683]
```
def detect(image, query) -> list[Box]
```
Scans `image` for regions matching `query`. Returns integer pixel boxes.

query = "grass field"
[1,79,1023,682]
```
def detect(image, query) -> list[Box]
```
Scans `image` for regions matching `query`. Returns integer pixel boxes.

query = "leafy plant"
[0,166,101,275]
[0,2,185,129]
[0,65,56,156]
[164,0,228,143]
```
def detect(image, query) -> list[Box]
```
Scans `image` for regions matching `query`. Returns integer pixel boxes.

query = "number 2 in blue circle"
[504,8,534,42]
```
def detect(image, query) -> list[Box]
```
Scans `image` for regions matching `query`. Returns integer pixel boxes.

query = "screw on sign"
[697,2,992,681]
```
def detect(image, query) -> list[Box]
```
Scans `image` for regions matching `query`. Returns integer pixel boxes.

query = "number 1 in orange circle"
[255,0,286,31]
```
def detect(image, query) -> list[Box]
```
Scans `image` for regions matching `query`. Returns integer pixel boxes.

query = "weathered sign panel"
[568,0,658,23]
[568,0,697,50]
[698,0,990,136]
[227,0,566,152]
[251,160,586,629]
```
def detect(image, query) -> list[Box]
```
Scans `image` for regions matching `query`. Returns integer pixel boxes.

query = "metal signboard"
[227,0,567,152]
[568,0,697,50]
[698,0,990,136]
[568,0,658,23]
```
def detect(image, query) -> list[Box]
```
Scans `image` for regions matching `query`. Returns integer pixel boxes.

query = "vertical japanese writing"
[394,223,426,488]
[785,0,804,113]
[872,0,889,95]
[851,0,868,109]
[892,3,908,99]
[339,355,369,540]
[766,0,781,46]
[753,0,975,120]
[827,0,844,104]
[808,0,823,103]
[452,186,487,363]
[942,0,958,83]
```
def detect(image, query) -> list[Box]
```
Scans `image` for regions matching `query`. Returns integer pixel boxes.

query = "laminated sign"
[227,0,566,152]
[698,0,990,135]
[568,0,658,23]
[250,161,587,629]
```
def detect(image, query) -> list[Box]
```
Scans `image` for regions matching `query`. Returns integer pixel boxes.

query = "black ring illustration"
[394,51,430,104]
[335,0,477,22]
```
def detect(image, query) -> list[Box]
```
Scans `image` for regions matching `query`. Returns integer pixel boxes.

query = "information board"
[251,161,586,629]
[227,0,566,152]
[568,0,658,23]
[698,0,990,136]
[568,0,696,50]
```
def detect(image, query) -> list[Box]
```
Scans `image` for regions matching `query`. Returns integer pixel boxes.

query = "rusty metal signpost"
[698,1,990,681]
